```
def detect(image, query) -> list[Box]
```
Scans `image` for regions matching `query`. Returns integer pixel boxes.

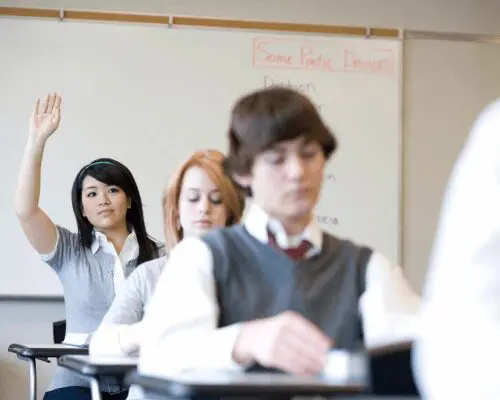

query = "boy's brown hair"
[223,87,337,195]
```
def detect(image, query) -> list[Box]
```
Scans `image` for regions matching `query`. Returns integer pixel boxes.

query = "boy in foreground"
[139,87,420,378]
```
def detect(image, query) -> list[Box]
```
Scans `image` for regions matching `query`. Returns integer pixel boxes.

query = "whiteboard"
[0,18,402,297]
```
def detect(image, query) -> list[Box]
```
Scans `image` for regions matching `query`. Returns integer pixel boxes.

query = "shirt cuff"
[207,323,248,370]
[90,324,141,357]
[179,323,247,371]
[360,288,421,348]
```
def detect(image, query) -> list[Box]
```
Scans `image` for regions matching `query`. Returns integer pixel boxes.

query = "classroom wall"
[1,0,500,398]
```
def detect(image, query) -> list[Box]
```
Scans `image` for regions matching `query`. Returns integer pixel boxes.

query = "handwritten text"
[263,76,316,94]
[316,215,339,225]
[253,38,334,72]
[325,173,336,182]
[252,36,395,76]
[316,215,339,226]
[342,48,394,74]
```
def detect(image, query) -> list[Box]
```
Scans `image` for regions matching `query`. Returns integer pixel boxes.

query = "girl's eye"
[108,187,120,194]
[209,194,222,205]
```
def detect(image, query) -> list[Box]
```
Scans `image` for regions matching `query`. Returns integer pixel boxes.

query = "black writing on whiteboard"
[263,75,317,94]
[325,173,336,182]
[316,215,339,226]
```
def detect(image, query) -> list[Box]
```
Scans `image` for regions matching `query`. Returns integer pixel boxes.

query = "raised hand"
[29,93,62,142]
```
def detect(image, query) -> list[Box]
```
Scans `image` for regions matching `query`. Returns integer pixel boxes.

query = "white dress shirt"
[413,98,500,399]
[92,229,139,295]
[139,204,421,378]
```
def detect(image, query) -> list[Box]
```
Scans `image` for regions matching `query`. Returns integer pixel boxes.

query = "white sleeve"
[359,251,421,348]
[139,237,245,378]
[90,266,148,357]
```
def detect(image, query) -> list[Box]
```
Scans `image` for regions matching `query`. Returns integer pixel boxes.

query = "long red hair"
[163,149,245,250]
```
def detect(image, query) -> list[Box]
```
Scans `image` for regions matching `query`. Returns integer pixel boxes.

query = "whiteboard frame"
[1,17,404,297]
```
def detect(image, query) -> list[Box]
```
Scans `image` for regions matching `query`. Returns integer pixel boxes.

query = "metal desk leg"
[90,377,102,400]
[28,358,37,400]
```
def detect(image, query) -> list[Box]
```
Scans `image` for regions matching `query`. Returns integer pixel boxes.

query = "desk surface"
[128,370,367,398]
[58,355,138,377]
[8,343,88,358]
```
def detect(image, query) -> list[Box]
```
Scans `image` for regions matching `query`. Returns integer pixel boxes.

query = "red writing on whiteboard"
[253,37,334,72]
[300,45,334,71]
[342,48,394,74]
[256,41,293,66]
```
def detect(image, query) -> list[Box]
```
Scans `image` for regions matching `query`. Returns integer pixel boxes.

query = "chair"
[368,341,419,396]
[52,319,66,344]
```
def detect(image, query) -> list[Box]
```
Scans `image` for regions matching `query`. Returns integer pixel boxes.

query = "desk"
[8,343,88,400]
[127,370,367,398]
[126,342,419,399]
[58,355,137,400]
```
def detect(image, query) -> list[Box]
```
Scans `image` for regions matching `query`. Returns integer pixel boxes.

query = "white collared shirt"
[247,202,322,258]
[413,99,500,399]
[91,230,139,294]
[138,204,421,377]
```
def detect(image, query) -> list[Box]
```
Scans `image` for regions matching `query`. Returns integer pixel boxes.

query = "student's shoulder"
[321,232,376,264]
[170,235,213,256]
[322,231,372,251]
[199,225,247,245]
[133,255,168,279]
[42,224,82,258]
[168,229,244,264]
[54,224,79,243]
[464,97,500,153]
[151,240,167,257]
[478,97,500,122]
[323,233,401,276]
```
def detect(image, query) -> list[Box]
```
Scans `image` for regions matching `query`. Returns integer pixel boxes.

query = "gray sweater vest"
[201,225,373,351]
